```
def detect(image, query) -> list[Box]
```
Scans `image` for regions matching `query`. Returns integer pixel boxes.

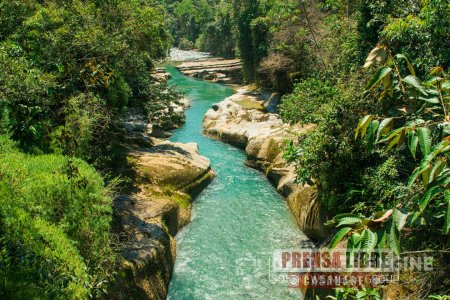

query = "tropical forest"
[0,0,449,299]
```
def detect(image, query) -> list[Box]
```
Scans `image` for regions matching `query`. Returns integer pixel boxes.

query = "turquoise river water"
[166,67,308,299]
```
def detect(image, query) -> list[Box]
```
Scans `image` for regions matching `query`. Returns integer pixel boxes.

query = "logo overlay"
[272,249,433,289]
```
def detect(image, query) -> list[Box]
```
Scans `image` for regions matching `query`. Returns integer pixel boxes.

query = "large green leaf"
[393,208,410,231]
[419,96,440,104]
[376,118,393,141]
[428,141,450,160]
[329,227,352,250]
[355,115,373,139]
[347,233,361,253]
[361,117,374,139]
[408,211,422,226]
[365,120,380,151]
[423,76,442,86]
[364,46,387,68]
[422,168,431,187]
[417,127,432,157]
[419,186,442,212]
[337,217,363,227]
[361,229,378,253]
[403,75,428,95]
[349,232,362,247]
[407,131,419,159]
[430,159,446,183]
[417,141,450,186]
[408,164,431,187]
[367,67,392,91]
[376,229,387,250]
[387,220,400,255]
[334,213,363,220]
[346,232,361,270]
[386,131,402,151]
[378,127,403,144]
[382,72,391,89]
[395,54,416,76]
[445,190,450,234]
[417,169,450,189]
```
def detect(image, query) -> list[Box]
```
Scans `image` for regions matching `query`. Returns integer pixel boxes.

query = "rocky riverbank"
[111,98,213,299]
[203,87,329,241]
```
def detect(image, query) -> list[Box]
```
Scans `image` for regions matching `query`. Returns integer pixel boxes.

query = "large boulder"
[203,90,328,241]
[111,139,214,299]
[131,141,213,198]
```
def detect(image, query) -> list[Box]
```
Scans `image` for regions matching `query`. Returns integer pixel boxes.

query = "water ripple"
[167,67,307,300]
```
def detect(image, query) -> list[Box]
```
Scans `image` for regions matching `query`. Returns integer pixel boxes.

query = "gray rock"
[149,126,166,138]
[176,58,243,84]
[124,121,147,133]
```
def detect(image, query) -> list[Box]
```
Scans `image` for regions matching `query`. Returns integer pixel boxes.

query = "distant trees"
[232,0,270,82]
[168,0,213,46]
[0,137,114,298]
[196,2,236,58]
[0,0,175,165]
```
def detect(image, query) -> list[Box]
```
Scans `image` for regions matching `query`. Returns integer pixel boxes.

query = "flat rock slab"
[176,58,243,84]
[177,58,241,70]
[203,88,328,241]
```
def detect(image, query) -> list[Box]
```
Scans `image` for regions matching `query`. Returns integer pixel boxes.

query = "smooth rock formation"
[203,89,328,241]
[130,140,214,199]
[113,99,213,300]
[112,139,214,300]
[177,58,243,84]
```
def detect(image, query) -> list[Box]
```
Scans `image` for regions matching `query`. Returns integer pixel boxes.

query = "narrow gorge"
[157,64,315,299]
[2,1,447,299]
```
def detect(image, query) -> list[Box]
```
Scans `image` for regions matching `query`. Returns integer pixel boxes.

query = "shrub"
[0,46,56,152]
[259,53,295,93]
[282,73,413,215]
[178,37,195,50]
[279,78,339,124]
[0,137,114,298]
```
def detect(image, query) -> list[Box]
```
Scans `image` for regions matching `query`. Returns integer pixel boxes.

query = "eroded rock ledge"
[111,137,213,299]
[176,58,243,85]
[203,88,328,241]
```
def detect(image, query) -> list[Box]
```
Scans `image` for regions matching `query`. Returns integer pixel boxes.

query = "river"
[166,66,308,299]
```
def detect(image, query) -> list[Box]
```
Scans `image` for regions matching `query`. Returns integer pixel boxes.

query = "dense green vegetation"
[0,0,178,166]
[246,0,448,298]
[0,0,180,298]
[171,0,450,297]
[1,0,449,298]
[162,0,237,57]
[0,136,114,298]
